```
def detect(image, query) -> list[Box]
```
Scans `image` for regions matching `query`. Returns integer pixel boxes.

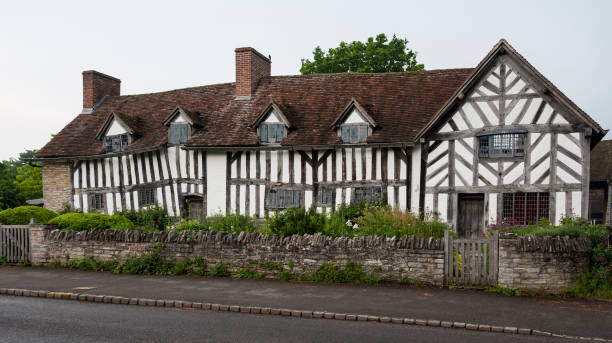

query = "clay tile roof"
[36,69,474,158]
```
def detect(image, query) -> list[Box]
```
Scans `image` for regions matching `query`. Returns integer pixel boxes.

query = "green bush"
[172,256,208,276]
[116,243,173,275]
[323,203,368,237]
[264,207,327,237]
[115,207,171,232]
[210,262,230,277]
[47,213,134,231]
[311,262,383,284]
[235,267,265,279]
[66,257,118,272]
[354,206,451,239]
[174,213,258,234]
[0,206,57,225]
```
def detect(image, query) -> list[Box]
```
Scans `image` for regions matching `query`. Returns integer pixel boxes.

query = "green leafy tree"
[14,164,42,200]
[300,34,424,74]
[0,149,41,209]
[0,161,24,209]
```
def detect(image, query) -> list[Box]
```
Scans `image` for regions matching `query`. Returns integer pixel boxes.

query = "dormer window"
[341,124,368,143]
[104,134,129,153]
[163,107,204,145]
[260,123,284,143]
[169,123,190,144]
[252,101,291,145]
[330,98,377,145]
[96,112,138,154]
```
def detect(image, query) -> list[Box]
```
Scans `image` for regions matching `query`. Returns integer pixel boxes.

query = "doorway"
[457,193,484,238]
[184,196,205,223]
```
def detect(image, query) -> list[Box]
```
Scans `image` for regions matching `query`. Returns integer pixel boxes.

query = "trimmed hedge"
[47,213,134,231]
[0,206,57,225]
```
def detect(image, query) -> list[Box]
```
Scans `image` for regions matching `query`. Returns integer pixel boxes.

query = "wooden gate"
[0,226,30,263]
[444,230,498,286]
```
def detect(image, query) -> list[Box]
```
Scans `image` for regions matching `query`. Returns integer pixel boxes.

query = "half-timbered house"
[36,40,606,236]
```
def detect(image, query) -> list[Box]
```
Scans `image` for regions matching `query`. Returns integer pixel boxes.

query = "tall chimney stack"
[82,70,121,112]
[235,47,271,99]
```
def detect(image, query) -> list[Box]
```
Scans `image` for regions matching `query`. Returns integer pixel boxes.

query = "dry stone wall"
[31,228,446,284]
[498,234,591,293]
[24,226,592,293]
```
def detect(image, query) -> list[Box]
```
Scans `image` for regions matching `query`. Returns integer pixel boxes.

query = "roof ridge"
[115,81,236,99]
[265,68,475,79]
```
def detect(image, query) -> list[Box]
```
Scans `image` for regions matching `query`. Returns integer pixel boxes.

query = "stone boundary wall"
[498,234,591,293]
[30,227,446,284]
[13,226,592,292]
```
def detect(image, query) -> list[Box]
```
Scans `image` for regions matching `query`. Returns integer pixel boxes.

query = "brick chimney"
[235,47,271,99]
[82,70,121,112]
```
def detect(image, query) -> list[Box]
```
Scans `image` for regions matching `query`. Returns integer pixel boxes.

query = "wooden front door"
[457,193,484,238]
[185,197,205,223]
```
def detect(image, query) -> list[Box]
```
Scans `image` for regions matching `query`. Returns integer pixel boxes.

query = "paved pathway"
[1,266,611,339]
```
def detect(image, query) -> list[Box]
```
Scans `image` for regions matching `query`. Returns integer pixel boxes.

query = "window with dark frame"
[260,124,284,144]
[353,186,384,204]
[138,188,156,207]
[341,124,368,144]
[89,193,105,211]
[103,134,129,153]
[317,187,334,205]
[502,192,549,226]
[268,188,302,209]
[478,132,525,158]
[169,123,190,144]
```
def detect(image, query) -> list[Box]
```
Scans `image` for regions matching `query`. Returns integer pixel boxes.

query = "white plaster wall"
[555,192,565,225]
[263,110,281,123]
[343,109,366,124]
[438,193,448,222]
[489,193,498,224]
[106,118,128,135]
[424,193,434,213]
[206,152,227,216]
[571,191,582,217]
[410,145,421,213]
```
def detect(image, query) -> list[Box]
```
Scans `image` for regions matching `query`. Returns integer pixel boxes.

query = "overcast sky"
[1,0,610,161]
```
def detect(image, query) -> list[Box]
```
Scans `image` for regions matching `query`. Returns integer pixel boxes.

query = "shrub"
[171,256,208,276]
[116,243,172,275]
[47,213,134,231]
[235,267,265,279]
[66,257,118,272]
[210,262,230,277]
[174,213,258,234]
[264,207,327,237]
[0,206,57,225]
[354,206,450,239]
[311,262,383,284]
[0,256,6,266]
[116,207,171,232]
[324,203,368,237]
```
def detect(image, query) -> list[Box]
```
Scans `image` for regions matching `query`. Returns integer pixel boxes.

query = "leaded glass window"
[478,132,525,158]
[341,124,368,143]
[353,186,384,204]
[104,134,129,153]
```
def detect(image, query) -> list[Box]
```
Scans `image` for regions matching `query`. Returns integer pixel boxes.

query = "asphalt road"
[0,296,564,343]
[2,267,611,339]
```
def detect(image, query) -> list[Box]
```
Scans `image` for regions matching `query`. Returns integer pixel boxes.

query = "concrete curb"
[0,287,609,342]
